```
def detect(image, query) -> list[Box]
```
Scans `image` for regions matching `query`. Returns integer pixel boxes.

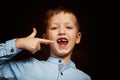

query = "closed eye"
[66,26,73,29]
[50,27,57,30]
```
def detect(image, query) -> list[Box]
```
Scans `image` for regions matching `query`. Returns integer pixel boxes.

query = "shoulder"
[23,57,47,64]
[10,57,47,67]
[75,68,92,80]
[69,61,92,80]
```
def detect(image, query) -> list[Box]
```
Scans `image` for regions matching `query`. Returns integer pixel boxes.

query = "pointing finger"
[40,39,54,44]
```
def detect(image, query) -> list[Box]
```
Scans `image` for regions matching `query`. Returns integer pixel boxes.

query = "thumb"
[28,28,37,38]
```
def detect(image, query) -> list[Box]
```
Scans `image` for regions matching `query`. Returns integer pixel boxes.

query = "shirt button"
[10,48,14,52]
[61,72,63,76]
[58,59,62,63]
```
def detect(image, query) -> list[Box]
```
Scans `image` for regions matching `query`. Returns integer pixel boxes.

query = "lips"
[57,38,68,45]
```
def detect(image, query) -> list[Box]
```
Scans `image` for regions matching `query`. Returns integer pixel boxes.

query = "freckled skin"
[46,12,82,61]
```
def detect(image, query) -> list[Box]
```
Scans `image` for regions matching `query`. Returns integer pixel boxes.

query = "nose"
[58,27,66,35]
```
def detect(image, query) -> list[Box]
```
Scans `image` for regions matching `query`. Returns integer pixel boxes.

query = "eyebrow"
[50,22,74,25]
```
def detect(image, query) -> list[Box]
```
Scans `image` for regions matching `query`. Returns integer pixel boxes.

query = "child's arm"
[15,28,54,54]
[0,38,22,65]
[0,28,54,64]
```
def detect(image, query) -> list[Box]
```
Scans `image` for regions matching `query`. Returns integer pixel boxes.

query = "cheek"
[47,32,56,40]
[69,33,77,42]
[69,31,77,38]
[69,31,80,44]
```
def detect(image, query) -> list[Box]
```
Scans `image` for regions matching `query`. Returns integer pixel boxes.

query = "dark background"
[0,0,112,80]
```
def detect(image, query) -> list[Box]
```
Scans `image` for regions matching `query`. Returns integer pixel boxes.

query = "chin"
[55,52,70,57]
[50,48,72,58]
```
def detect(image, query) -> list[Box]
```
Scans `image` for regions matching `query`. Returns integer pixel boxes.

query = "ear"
[75,32,82,44]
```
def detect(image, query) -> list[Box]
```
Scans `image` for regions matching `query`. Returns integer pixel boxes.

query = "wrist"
[15,38,24,49]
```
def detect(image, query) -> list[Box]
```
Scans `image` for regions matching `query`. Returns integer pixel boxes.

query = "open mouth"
[57,38,68,45]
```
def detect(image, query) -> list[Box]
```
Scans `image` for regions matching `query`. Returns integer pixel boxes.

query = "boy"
[0,7,91,80]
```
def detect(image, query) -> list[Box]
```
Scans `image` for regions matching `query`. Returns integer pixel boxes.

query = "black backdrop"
[0,0,112,80]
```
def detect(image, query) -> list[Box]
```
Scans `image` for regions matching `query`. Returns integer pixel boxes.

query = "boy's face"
[46,12,81,57]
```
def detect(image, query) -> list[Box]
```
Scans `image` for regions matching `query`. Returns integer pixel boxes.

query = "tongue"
[59,41,67,45]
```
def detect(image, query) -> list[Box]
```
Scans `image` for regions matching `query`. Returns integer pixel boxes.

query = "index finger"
[40,39,54,44]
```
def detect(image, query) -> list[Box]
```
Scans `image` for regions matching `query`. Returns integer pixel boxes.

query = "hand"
[16,28,54,54]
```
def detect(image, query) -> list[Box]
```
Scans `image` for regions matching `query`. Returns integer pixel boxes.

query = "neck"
[50,52,72,65]
[62,55,71,65]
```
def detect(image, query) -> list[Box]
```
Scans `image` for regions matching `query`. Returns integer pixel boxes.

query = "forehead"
[48,12,77,24]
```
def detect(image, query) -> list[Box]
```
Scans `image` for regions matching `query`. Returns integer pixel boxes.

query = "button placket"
[58,59,64,76]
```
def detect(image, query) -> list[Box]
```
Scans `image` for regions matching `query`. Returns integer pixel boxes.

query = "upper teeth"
[58,39,67,42]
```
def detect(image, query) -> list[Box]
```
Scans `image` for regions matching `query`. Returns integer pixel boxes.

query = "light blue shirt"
[0,39,91,80]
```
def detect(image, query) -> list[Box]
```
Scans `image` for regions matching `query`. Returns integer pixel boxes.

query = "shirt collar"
[47,56,76,69]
